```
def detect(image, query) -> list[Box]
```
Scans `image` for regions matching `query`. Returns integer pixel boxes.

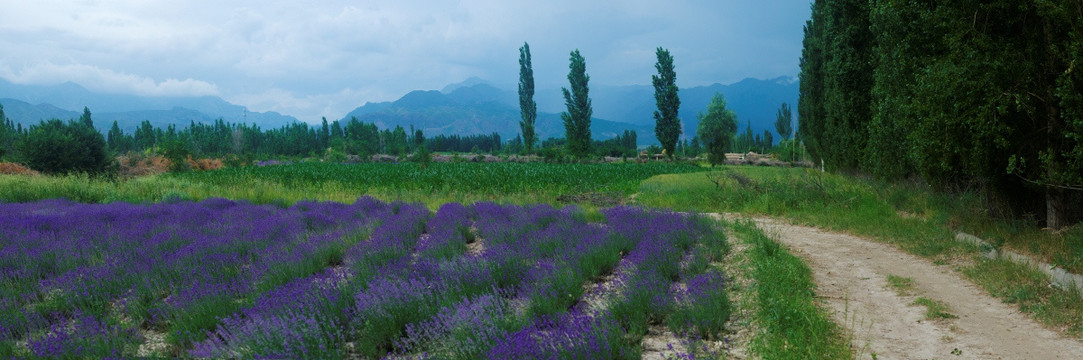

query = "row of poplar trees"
[799,0,1083,229]
[516,43,683,159]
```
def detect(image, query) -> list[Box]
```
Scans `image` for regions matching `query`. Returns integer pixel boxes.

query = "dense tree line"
[427,133,503,153]
[3,106,521,174]
[593,130,638,157]
[0,105,23,160]
[799,1,1083,228]
[536,129,638,159]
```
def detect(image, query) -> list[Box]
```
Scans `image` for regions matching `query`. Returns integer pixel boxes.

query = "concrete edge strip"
[956,232,1083,297]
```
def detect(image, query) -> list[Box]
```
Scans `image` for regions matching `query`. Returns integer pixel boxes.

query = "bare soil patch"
[740,215,1083,359]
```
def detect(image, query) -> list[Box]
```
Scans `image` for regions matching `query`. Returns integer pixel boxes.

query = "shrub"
[18,119,111,175]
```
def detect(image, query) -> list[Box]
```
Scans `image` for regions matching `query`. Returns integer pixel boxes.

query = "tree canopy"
[697,93,738,166]
[800,0,1083,228]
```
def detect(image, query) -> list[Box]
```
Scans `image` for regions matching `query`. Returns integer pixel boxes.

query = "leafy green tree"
[561,49,593,158]
[697,93,738,166]
[688,136,702,158]
[107,120,128,153]
[132,120,154,150]
[775,102,792,140]
[388,125,409,156]
[344,117,379,157]
[159,139,191,172]
[79,106,93,128]
[412,128,431,167]
[331,120,344,140]
[518,42,538,153]
[19,118,111,175]
[653,47,681,159]
[320,117,330,149]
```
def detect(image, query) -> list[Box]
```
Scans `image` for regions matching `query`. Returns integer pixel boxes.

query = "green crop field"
[0,162,705,207]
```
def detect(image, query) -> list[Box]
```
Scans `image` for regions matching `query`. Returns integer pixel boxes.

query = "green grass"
[963,259,1083,336]
[912,297,957,320]
[732,219,852,359]
[635,165,1083,338]
[637,167,961,260]
[886,275,915,295]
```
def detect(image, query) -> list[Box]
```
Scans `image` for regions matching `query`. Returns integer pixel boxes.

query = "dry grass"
[185,156,224,171]
[0,162,40,176]
[116,154,170,177]
[116,154,224,177]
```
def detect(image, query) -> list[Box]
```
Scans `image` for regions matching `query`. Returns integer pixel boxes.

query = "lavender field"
[0,197,730,358]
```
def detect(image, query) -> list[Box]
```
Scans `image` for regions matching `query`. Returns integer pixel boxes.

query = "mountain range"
[342,77,798,145]
[1,76,798,145]
[0,79,298,133]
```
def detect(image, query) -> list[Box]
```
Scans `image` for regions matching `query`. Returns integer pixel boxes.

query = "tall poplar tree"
[652,47,681,158]
[798,0,826,163]
[518,42,537,153]
[774,102,792,140]
[822,0,873,170]
[561,49,592,158]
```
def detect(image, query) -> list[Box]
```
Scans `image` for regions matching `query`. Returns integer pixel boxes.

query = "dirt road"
[742,215,1083,360]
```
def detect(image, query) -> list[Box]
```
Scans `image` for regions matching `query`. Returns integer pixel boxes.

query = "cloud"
[227,87,388,123]
[0,1,810,122]
[0,62,220,97]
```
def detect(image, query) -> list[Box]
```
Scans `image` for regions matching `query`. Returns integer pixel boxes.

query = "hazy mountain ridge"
[0,79,299,133]
[342,83,658,144]
[345,76,798,145]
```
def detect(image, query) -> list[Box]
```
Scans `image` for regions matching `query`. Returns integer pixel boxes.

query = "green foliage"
[798,0,827,163]
[696,93,738,166]
[519,42,538,153]
[593,130,637,158]
[79,106,93,128]
[0,104,15,159]
[561,49,593,158]
[773,138,806,162]
[159,139,191,172]
[653,47,681,158]
[18,118,111,175]
[774,102,792,140]
[802,0,1083,227]
[822,0,873,170]
[344,117,380,157]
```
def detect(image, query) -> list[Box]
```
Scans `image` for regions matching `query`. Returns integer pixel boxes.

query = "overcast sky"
[0,1,811,122]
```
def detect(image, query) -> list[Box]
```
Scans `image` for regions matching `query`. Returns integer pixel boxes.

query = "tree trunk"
[1047,187,1066,230]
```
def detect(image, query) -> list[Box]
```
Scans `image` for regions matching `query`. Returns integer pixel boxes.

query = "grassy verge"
[963,259,1083,335]
[731,218,851,359]
[635,166,1083,337]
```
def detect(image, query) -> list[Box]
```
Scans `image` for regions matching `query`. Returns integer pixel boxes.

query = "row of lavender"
[0,197,730,358]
